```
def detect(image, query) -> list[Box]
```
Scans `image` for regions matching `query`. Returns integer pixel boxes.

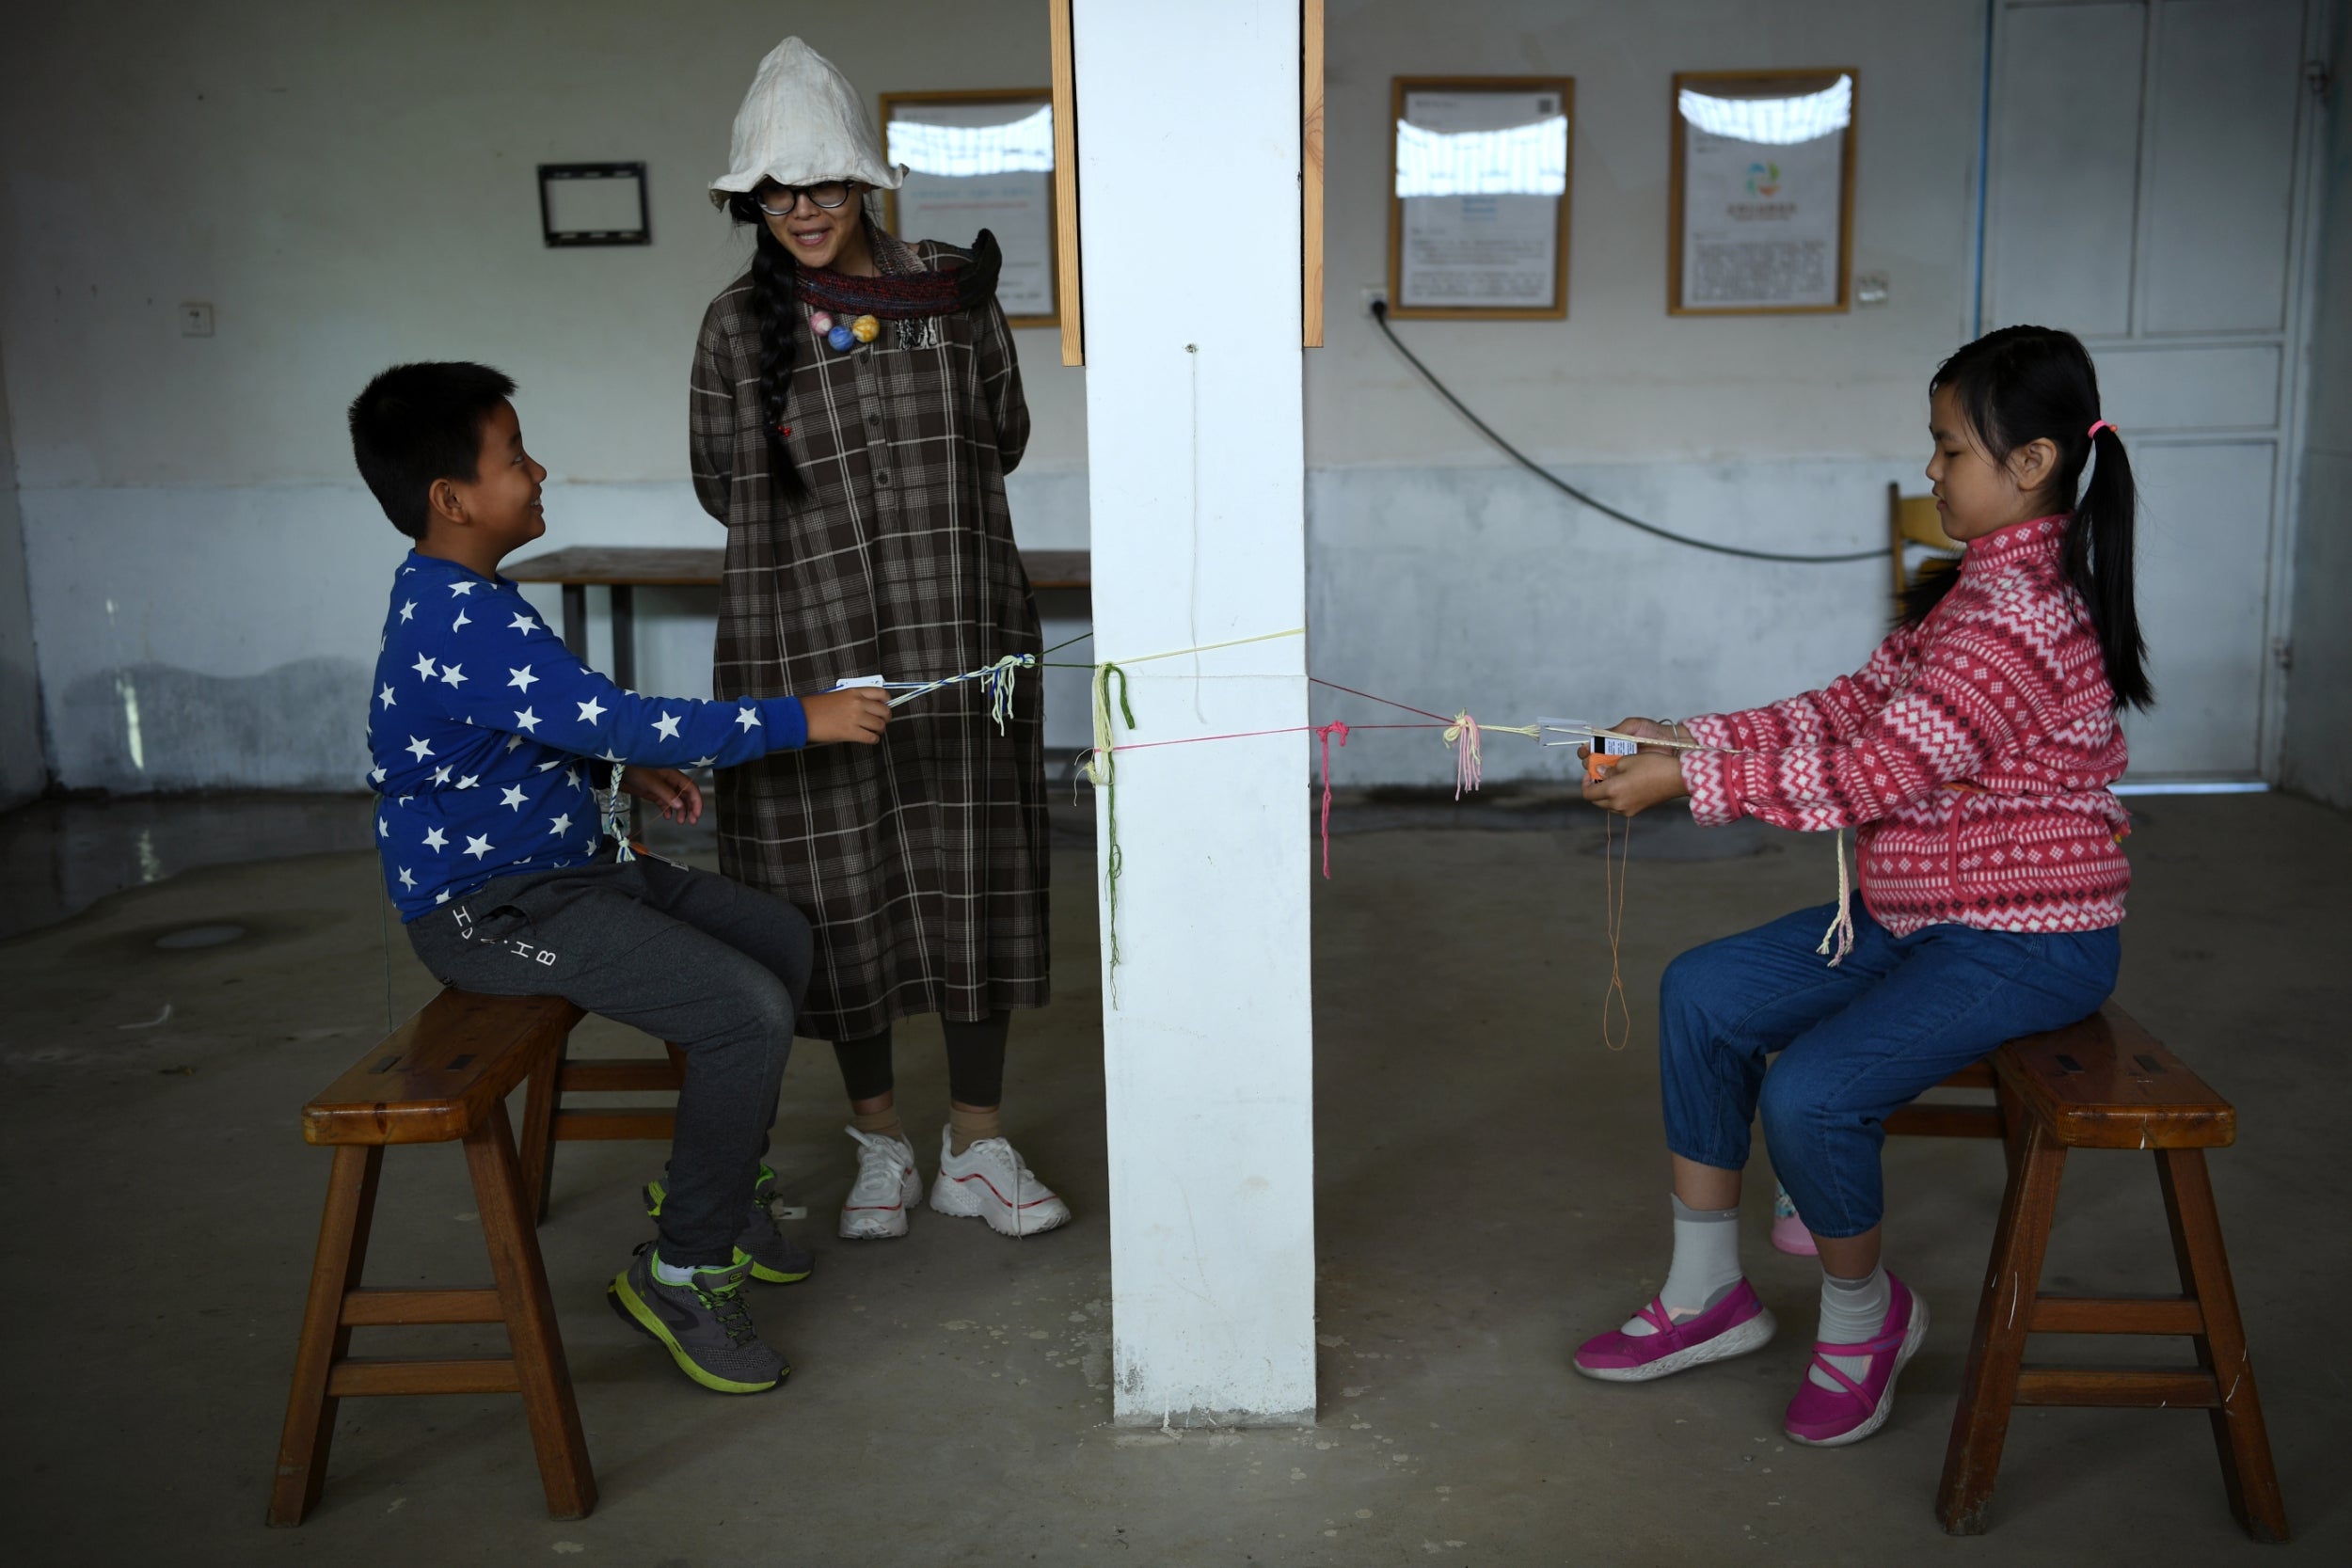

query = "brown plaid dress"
[691,230,1048,1040]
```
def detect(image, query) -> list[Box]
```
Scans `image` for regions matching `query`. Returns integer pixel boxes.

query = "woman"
[691,37,1066,1241]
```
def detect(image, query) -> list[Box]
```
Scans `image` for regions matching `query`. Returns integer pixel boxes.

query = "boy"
[351,361,890,1394]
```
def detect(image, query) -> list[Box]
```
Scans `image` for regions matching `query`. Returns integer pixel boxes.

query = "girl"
[691,38,1067,1242]
[1572,325,2147,1448]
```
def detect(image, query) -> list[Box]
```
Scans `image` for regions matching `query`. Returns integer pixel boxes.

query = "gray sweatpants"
[406,852,812,1268]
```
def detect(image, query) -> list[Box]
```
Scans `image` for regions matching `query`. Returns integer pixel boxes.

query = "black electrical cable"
[1370,299,1884,565]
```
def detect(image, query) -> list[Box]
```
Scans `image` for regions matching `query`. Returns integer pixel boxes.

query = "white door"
[1980,0,2328,780]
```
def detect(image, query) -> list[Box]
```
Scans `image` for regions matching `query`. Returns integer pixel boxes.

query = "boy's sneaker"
[839,1127,923,1240]
[641,1168,812,1284]
[929,1127,1071,1238]
[605,1244,787,1395]
[1572,1280,1777,1382]
[1770,1182,1819,1257]
[1784,1275,1929,1447]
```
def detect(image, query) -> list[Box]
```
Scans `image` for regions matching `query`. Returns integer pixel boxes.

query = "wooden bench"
[1925,1004,2286,1540]
[269,990,594,1526]
[516,1036,685,1222]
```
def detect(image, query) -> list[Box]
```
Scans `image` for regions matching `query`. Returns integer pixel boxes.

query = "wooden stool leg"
[464,1100,596,1521]
[2157,1148,2289,1543]
[1937,1118,2067,1534]
[267,1145,384,1527]
[518,1032,567,1224]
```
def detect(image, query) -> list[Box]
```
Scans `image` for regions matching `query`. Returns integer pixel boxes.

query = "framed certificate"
[1386,76,1574,320]
[1669,70,1856,315]
[880,89,1059,328]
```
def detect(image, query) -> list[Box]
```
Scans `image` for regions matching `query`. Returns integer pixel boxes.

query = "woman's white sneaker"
[838,1126,922,1240]
[928,1127,1071,1237]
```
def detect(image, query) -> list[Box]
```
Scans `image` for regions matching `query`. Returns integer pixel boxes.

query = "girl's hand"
[621,766,703,824]
[1582,751,1690,816]
[803,688,892,744]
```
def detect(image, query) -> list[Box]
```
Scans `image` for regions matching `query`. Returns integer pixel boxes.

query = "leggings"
[833,1011,1009,1107]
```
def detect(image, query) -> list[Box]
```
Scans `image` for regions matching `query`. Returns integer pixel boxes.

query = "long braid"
[731,194,806,499]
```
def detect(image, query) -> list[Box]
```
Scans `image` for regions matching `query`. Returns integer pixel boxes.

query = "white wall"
[2283,1,2350,810]
[1306,0,1985,785]
[0,340,42,806]
[0,0,1082,791]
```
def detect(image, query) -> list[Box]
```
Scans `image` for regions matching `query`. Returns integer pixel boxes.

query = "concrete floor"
[3,790,2345,1564]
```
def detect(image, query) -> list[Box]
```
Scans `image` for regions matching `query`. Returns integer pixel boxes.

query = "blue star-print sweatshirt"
[367,550,806,921]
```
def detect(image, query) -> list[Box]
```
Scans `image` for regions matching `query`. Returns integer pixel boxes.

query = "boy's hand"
[803,688,891,745]
[622,766,703,824]
[1582,752,1689,816]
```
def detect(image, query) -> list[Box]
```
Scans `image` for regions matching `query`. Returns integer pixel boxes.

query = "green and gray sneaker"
[607,1244,788,1395]
[642,1166,812,1285]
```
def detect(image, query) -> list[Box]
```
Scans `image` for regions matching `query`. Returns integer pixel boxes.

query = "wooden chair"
[1889,482,1961,600]
[270,990,595,1526]
[1934,1005,2287,1540]
[516,1036,685,1222]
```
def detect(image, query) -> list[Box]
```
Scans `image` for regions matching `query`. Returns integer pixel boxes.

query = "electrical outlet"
[180,302,215,337]
[1360,285,1388,314]
[1853,273,1889,308]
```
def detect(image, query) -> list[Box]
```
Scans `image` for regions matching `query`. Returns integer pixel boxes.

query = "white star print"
[515,707,541,733]
[550,812,573,835]
[455,774,480,790]
[405,736,433,761]
[535,758,563,773]
[501,784,528,811]
[399,600,417,623]
[440,662,467,688]
[379,685,397,707]
[504,734,524,753]
[464,833,492,860]
[397,867,415,890]
[423,827,448,850]
[564,767,581,789]
[598,748,624,763]
[508,665,537,691]
[411,653,437,680]
[376,816,388,837]
[576,696,606,724]
[452,609,471,632]
[435,890,449,905]
[449,580,476,596]
[509,611,540,634]
[735,707,761,732]
[652,713,681,740]
[370,767,388,784]
[431,765,452,785]
[690,754,717,768]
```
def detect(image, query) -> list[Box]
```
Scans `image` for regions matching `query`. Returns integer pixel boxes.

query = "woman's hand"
[803,688,892,745]
[1582,752,1690,816]
[621,766,704,824]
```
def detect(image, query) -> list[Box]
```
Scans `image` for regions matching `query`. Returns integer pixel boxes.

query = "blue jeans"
[1660,904,2119,1239]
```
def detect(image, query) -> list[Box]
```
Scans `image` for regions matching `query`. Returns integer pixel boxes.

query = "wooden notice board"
[1668,69,1857,315]
[1386,75,1574,321]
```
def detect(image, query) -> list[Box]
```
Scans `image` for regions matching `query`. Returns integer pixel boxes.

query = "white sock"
[1808,1262,1892,1390]
[1623,1195,1743,1337]
[652,1251,717,1286]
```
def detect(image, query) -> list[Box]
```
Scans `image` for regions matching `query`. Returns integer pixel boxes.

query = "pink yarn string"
[1448,712,1482,800]
[1315,721,1350,879]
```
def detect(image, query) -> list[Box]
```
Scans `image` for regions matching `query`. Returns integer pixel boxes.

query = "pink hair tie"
[2087,419,2116,440]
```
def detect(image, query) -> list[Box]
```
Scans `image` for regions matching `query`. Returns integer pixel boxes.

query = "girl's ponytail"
[1926,325,2153,712]
[2068,420,2151,709]
[726,195,808,500]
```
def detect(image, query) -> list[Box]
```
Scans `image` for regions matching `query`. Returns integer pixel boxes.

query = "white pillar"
[1074,0,1314,1424]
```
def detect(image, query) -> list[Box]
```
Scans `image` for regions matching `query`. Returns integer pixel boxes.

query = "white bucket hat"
[708,37,904,207]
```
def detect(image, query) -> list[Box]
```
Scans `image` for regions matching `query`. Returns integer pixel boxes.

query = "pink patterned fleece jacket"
[1678,514,2132,935]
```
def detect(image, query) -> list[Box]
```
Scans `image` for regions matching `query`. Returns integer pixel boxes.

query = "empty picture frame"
[880,89,1059,328]
[538,163,650,247]
[1386,76,1573,320]
[1669,70,1856,314]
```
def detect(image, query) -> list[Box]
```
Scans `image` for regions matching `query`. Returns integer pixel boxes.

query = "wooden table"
[506,546,1092,688]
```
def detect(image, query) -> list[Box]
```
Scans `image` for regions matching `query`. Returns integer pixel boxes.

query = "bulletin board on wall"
[1385,76,1574,321]
[1668,69,1857,315]
[879,88,1060,328]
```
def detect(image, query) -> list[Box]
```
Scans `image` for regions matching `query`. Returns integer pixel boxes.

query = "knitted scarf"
[798,227,1004,320]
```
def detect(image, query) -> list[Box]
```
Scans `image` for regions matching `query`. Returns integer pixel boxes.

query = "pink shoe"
[1770,1185,1818,1257]
[1784,1275,1930,1447]
[1573,1280,1777,1383]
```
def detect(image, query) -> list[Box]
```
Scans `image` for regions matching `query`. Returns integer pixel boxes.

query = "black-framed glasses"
[755,180,856,216]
